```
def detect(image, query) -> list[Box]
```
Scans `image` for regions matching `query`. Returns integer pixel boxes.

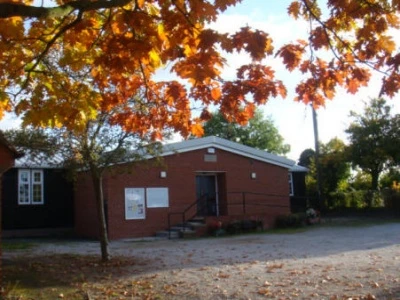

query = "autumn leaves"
[0,0,400,139]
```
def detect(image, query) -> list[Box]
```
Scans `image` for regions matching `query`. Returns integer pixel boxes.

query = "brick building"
[75,136,305,240]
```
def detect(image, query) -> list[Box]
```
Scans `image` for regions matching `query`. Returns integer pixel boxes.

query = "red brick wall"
[74,172,100,238]
[0,143,15,173]
[74,147,291,240]
[0,143,16,290]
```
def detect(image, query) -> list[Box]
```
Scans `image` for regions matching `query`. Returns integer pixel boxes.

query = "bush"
[382,189,400,216]
[275,213,306,229]
[225,220,263,235]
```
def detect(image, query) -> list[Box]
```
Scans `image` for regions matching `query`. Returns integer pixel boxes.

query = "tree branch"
[0,0,132,19]
[301,0,390,76]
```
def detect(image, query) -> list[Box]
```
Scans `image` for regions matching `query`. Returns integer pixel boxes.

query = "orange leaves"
[191,122,204,137]
[346,68,370,94]
[136,0,145,9]
[281,0,400,103]
[164,81,187,106]
[197,29,223,51]
[2,0,400,139]
[293,55,371,106]
[310,27,330,50]
[235,64,287,102]
[231,27,274,61]
[200,108,212,121]
[0,94,11,119]
[0,16,24,39]
[211,87,221,101]
[214,0,240,12]
[277,41,307,71]
[381,73,400,98]
[173,51,224,84]
[288,1,301,19]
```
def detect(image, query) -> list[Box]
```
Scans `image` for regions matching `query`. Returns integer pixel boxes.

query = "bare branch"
[0,0,132,19]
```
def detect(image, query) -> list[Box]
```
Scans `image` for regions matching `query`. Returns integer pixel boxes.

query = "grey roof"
[289,164,309,172]
[161,136,296,169]
[12,135,307,172]
[14,151,64,169]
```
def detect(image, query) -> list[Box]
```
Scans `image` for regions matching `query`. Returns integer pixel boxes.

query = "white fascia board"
[160,136,295,169]
[289,165,309,172]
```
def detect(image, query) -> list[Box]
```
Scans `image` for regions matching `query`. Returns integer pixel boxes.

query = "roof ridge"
[162,136,295,169]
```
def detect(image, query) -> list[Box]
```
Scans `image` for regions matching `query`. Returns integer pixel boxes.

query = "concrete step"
[191,216,206,223]
[155,230,181,239]
[157,216,207,239]
[181,230,198,238]
[186,221,206,228]
[170,226,194,232]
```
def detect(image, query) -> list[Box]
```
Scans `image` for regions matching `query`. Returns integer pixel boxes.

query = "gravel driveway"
[4,222,400,299]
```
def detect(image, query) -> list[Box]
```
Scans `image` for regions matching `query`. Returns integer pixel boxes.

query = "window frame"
[18,169,44,205]
[31,170,44,205]
[288,172,294,196]
[18,169,31,205]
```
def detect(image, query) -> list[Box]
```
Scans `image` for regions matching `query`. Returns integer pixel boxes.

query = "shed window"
[18,169,44,205]
[289,173,294,196]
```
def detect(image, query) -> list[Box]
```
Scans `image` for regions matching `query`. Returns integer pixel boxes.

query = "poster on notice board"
[125,188,145,220]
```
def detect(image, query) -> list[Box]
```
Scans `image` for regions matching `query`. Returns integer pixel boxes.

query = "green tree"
[380,168,400,189]
[386,115,400,165]
[298,148,314,168]
[350,169,372,191]
[346,98,399,192]
[3,129,58,161]
[203,110,290,155]
[299,138,351,208]
[319,138,351,208]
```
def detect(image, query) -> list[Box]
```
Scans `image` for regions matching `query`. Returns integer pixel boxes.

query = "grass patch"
[264,226,309,234]
[2,280,84,300]
[1,253,156,300]
[2,240,35,251]
[321,217,400,228]
[2,254,90,299]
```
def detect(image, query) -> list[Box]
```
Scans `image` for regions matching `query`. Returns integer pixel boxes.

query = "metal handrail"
[167,197,208,239]
[166,191,292,239]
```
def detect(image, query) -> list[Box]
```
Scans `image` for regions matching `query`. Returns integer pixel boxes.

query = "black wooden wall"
[2,168,74,229]
[290,171,308,213]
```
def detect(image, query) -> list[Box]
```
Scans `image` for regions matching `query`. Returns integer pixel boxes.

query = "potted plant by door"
[306,208,320,225]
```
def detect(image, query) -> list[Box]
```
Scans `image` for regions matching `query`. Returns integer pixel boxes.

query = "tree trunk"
[90,169,110,262]
[366,171,380,208]
[371,172,379,191]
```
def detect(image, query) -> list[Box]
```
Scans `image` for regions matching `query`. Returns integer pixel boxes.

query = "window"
[18,170,30,204]
[18,169,44,205]
[288,173,294,196]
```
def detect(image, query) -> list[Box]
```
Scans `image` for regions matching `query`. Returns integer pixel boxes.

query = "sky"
[1,1,399,162]
[207,0,400,161]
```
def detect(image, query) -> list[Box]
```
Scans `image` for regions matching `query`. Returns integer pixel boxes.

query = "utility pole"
[312,105,323,210]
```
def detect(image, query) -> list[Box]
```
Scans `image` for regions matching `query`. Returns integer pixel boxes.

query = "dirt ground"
[3,221,400,299]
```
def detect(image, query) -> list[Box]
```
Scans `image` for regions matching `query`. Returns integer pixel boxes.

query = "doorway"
[195,175,218,216]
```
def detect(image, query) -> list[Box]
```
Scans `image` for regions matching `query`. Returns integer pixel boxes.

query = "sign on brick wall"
[146,187,169,208]
[125,188,145,220]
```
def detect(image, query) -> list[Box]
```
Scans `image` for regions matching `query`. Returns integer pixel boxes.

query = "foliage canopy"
[299,138,350,208]
[346,98,400,191]
[203,110,290,155]
[1,0,400,137]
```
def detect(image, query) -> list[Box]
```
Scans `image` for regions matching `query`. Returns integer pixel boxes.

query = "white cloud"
[0,113,22,131]
[208,2,400,161]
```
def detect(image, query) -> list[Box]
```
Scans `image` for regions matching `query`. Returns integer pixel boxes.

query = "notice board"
[125,188,145,220]
[146,187,169,208]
